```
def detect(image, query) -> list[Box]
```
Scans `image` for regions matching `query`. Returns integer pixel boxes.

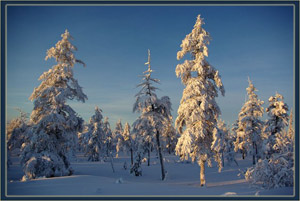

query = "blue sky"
[7,5,294,128]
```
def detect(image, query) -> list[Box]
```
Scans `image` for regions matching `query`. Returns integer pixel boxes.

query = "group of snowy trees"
[243,93,294,189]
[6,14,294,189]
[6,30,178,180]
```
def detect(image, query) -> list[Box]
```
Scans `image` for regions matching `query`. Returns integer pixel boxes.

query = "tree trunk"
[130,148,133,166]
[156,130,165,180]
[109,152,115,173]
[242,151,245,159]
[252,143,256,165]
[221,152,224,167]
[147,149,150,166]
[200,160,205,186]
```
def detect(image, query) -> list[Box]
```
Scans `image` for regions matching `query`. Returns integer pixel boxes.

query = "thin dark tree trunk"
[147,148,150,166]
[130,148,133,165]
[252,143,255,165]
[156,130,165,180]
[221,152,224,167]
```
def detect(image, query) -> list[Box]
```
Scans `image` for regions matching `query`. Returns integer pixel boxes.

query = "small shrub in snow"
[245,152,294,189]
[245,107,294,189]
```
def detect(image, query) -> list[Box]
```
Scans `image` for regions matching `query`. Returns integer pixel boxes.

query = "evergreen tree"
[116,122,134,164]
[234,78,264,164]
[175,15,225,186]
[131,50,170,180]
[7,109,29,168]
[245,110,294,189]
[132,49,159,167]
[211,119,227,171]
[103,117,113,159]
[224,128,238,167]
[114,119,123,157]
[7,109,29,152]
[84,107,105,161]
[263,93,289,158]
[20,30,87,180]
[161,118,178,154]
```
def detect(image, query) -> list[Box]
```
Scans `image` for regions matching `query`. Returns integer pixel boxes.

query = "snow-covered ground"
[6,153,294,197]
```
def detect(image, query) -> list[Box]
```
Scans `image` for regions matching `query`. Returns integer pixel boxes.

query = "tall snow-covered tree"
[131,50,170,180]
[234,78,264,164]
[116,122,133,164]
[20,30,87,180]
[174,15,225,186]
[132,49,159,167]
[85,107,105,161]
[263,93,289,158]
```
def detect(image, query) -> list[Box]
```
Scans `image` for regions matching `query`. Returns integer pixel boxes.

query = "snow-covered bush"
[21,30,87,179]
[234,78,264,164]
[245,151,293,189]
[245,105,294,189]
[175,15,225,186]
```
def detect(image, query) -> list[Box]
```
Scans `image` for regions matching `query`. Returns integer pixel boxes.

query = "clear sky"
[7,5,294,128]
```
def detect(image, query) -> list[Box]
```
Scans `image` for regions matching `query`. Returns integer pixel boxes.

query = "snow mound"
[222,192,237,196]
[115,177,124,184]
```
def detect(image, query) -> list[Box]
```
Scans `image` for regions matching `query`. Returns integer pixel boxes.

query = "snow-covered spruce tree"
[224,127,238,167]
[116,122,134,164]
[245,110,294,189]
[77,122,89,152]
[234,78,264,165]
[20,30,87,180]
[103,117,113,159]
[132,49,159,167]
[103,117,115,172]
[85,107,105,161]
[7,109,29,153]
[175,15,225,186]
[262,93,289,158]
[211,119,227,171]
[161,117,178,154]
[7,109,29,167]
[131,50,170,180]
[114,119,123,157]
